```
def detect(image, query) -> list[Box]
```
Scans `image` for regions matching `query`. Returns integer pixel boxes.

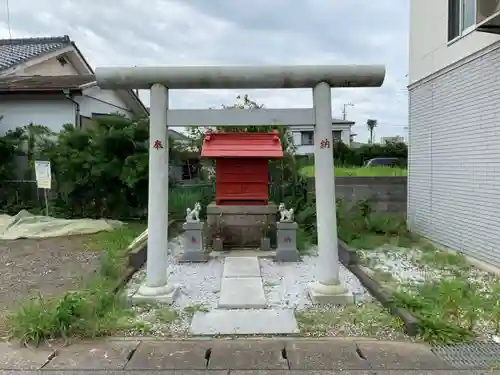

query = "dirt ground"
[0,236,100,313]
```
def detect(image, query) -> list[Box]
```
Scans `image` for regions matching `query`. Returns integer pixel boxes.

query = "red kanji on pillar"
[153,140,163,149]
[320,139,330,149]
[284,237,291,243]
[191,236,197,243]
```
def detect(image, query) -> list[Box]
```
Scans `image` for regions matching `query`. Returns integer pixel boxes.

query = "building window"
[448,0,476,41]
[301,131,314,145]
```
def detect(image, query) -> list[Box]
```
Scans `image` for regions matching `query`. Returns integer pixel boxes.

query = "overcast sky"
[0,0,409,142]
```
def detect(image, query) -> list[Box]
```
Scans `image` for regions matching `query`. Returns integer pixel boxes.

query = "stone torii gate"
[95,65,385,305]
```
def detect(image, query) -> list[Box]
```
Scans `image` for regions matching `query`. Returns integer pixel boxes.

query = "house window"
[301,131,314,145]
[448,0,476,41]
[332,130,342,141]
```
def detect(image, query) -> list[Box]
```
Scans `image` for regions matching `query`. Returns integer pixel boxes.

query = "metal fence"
[0,180,52,215]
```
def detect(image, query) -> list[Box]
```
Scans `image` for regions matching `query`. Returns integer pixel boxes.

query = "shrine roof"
[201,131,284,158]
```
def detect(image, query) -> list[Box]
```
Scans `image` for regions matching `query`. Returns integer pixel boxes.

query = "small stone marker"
[276,221,300,262]
[180,221,209,263]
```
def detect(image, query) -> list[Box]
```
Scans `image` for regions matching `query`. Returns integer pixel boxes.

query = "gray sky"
[0,0,409,142]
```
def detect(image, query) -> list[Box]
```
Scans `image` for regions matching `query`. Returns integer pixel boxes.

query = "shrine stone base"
[207,202,278,249]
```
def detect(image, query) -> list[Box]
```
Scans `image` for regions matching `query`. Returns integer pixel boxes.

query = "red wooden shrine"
[201,131,284,205]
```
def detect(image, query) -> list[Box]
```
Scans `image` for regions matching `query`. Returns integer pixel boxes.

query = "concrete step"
[222,256,261,278]
[189,309,299,335]
[218,277,267,308]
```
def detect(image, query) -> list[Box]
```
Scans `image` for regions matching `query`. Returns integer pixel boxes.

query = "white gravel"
[360,245,494,287]
[123,236,375,337]
[126,237,369,311]
[360,245,500,341]
[260,253,368,310]
[361,247,432,284]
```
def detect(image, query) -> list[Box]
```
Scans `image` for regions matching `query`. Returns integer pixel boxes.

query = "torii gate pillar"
[96,65,386,305]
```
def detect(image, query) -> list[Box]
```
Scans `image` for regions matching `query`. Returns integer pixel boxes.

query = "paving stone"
[219,277,266,308]
[376,372,491,375]
[43,340,139,370]
[231,371,374,375]
[125,341,210,370]
[356,341,456,370]
[223,256,261,278]
[0,372,215,375]
[190,309,299,335]
[0,343,54,370]
[208,340,288,370]
[286,340,370,370]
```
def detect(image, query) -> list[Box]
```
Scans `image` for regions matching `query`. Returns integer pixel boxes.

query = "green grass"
[300,165,407,177]
[7,222,146,345]
[338,208,500,345]
[296,303,406,338]
[169,185,214,220]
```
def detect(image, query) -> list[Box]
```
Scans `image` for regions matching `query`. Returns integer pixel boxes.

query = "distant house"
[0,35,187,142]
[290,119,354,155]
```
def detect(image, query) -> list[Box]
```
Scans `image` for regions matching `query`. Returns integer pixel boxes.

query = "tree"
[366,119,378,144]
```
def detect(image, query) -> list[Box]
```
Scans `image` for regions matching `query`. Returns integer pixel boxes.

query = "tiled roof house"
[0,35,188,141]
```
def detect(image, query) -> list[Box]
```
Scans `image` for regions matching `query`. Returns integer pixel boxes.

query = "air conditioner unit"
[476,0,500,34]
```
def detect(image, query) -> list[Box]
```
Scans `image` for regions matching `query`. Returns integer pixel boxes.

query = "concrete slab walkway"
[0,338,488,373]
[190,256,299,335]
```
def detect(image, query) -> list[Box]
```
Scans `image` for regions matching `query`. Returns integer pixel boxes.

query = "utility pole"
[342,102,354,120]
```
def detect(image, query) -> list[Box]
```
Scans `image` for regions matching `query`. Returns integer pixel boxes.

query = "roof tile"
[201,131,284,159]
[0,75,96,92]
[0,36,72,72]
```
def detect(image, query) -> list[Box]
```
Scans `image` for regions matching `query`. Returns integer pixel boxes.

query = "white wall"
[78,86,134,118]
[18,55,79,76]
[291,124,351,155]
[0,95,75,134]
[409,0,500,84]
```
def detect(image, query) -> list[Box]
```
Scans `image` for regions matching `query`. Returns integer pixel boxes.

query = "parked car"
[362,157,402,167]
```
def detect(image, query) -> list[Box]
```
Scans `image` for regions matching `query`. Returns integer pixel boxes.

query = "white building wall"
[409,0,500,84]
[290,124,351,155]
[19,55,80,76]
[408,0,500,267]
[0,95,75,134]
[77,86,133,118]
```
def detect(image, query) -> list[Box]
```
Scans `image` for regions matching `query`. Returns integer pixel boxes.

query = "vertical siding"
[408,48,500,267]
[408,83,432,233]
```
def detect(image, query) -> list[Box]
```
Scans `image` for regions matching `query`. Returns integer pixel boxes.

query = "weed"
[156,308,180,324]
[296,303,406,338]
[336,199,414,250]
[418,249,470,271]
[183,303,209,318]
[132,321,153,335]
[7,222,146,345]
[392,278,485,344]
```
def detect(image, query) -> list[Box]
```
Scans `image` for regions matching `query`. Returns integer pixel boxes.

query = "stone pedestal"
[308,281,354,305]
[179,221,210,262]
[276,221,300,262]
[207,202,277,249]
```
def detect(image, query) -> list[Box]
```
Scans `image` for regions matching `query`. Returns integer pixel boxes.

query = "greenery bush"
[0,118,198,220]
[332,140,407,167]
